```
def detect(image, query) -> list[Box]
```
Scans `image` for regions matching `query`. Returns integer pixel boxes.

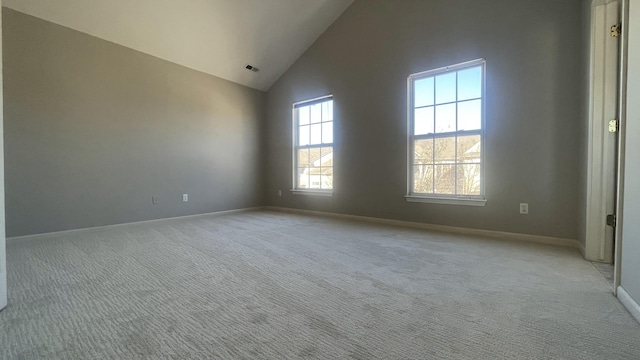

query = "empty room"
[1,0,640,359]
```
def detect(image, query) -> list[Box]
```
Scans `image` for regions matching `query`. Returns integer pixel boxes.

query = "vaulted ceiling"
[3,0,354,91]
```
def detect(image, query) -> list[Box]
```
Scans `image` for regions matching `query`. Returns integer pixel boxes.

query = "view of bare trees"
[413,135,481,195]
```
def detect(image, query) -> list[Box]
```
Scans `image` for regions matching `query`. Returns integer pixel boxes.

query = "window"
[406,59,486,206]
[293,96,333,195]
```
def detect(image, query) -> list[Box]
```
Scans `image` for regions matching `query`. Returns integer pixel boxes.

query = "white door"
[586,0,621,264]
[0,2,6,311]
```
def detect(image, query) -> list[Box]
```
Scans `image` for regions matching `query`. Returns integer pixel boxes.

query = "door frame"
[613,0,629,295]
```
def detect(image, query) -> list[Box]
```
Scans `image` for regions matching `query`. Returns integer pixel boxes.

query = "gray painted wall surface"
[0,1,7,310]
[621,0,640,304]
[577,0,592,249]
[265,0,584,240]
[3,9,265,237]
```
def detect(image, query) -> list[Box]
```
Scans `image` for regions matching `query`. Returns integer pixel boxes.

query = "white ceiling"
[3,0,354,91]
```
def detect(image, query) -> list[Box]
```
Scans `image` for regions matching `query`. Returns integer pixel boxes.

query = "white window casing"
[406,59,486,206]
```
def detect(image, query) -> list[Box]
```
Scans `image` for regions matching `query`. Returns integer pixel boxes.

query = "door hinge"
[606,214,617,227]
[609,119,619,132]
[611,23,622,37]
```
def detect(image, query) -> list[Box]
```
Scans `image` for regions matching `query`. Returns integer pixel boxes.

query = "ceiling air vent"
[245,64,259,72]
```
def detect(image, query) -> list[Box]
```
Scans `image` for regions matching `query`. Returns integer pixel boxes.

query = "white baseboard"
[577,241,586,257]
[8,206,582,251]
[264,206,581,249]
[7,207,262,242]
[617,286,640,324]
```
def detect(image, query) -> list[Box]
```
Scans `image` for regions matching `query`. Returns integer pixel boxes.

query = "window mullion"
[454,71,458,196]
[413,99,481,110]
[413,129,481,141]
[432,76,436,194]
[300,144,323,150]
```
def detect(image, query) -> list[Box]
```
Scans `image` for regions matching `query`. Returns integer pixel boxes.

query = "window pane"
[414,107,434,135]
[408,64,483,197]
[297,168,309,189]
[435,72,456,104]
[299,125,310,146]
[309,147,322,167]
[414,77,434,107]
[435,103,456,133]
[310,123,322,145]
[309,167,322,189]
[456,164,481,195]
[457,66,482,101]
[322,122,333,144]
[434,164,455,194]
[458,100,481,131]
[297,149,310,167]
[321,167,333,189]
[457,135,481,163]
[320,147,333,167]
[413,165,433,193]
[310,103,322,124]
[299,106,310,125]
[322,101,333,122]
[434,137,456,164]
[414,139,433,164]
[295,97,334,191]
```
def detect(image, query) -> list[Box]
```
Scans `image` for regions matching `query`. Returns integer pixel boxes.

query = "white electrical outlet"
[278,190,282,197]
[520,203,529,214]
[182,194,188,202]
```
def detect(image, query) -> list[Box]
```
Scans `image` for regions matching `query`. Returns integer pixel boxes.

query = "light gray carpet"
[592,262,615,286]
[1,210,639,359]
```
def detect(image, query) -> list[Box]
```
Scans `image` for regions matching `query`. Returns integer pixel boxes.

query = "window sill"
[405,195,486,207]
[290,190,333,197]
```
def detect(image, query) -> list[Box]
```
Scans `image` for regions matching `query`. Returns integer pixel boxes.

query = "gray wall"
[3,9,265,237]
[577,0,593,250]
[0,1,7,310]
[621,0,640,306]
[265,0,585,240]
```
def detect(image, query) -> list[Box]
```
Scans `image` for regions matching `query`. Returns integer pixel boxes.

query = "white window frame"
[405,59,487,206]
[291,95,334,196]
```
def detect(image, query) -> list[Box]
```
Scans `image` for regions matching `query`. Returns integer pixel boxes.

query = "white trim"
[578,240,587,258]
[617,286,640,323]
[6,207,262,242]
[290,190,333,197]
[265,206,580,249]
[614,0,629,295]
[405,195,486,206]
